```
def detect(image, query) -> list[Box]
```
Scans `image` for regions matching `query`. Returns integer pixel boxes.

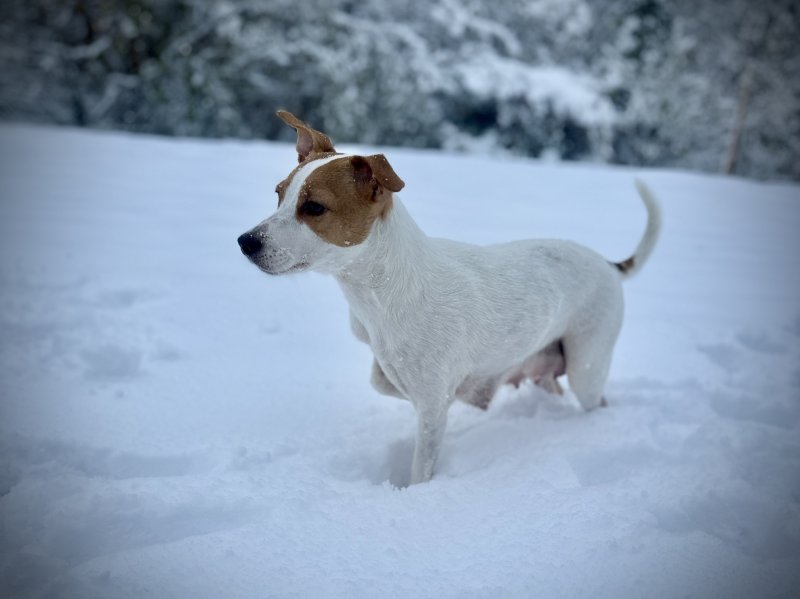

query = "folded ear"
[276,110,335,163]
[350,154,405,194]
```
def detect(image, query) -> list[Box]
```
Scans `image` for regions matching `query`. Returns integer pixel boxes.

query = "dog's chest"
[349,299,456,389]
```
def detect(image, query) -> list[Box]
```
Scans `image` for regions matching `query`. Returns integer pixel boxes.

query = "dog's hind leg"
[563,323,619,411]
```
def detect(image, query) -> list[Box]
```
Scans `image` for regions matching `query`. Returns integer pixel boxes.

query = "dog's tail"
[612,179,661,279]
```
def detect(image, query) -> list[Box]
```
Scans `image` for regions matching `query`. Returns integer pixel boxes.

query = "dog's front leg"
[370,359,405,399]
[409,399,449,485]
[349,309,369,344]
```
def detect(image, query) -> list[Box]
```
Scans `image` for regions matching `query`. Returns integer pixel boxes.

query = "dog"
[238,111,661,485]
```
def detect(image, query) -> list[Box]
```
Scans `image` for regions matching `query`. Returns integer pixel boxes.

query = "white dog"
[238,111,661,485]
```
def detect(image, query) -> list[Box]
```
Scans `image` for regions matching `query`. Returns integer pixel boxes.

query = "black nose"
[237,232,263,256]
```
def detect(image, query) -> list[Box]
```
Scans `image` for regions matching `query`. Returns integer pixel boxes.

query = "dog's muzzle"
[237,232,263,257]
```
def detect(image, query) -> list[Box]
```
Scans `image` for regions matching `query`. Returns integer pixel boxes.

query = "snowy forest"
[1,0,798,182]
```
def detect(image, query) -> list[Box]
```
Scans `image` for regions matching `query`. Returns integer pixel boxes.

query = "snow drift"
[1,124,799,598]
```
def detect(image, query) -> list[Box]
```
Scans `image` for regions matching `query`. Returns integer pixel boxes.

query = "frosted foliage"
[523,0,593,37]
[0,0,797,180]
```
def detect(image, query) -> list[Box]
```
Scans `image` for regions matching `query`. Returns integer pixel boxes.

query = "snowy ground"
[0,124,799,599]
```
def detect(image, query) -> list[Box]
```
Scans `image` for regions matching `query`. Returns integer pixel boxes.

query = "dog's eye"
[301,200,327,216]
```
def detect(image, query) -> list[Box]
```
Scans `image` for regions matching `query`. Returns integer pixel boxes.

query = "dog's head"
[237,111,404,275]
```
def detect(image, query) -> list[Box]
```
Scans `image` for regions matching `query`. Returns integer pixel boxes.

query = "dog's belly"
[456,339,566,409]
[506,339,566,385]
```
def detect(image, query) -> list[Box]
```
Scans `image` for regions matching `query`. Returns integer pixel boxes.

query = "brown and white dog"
[238,111,661,485]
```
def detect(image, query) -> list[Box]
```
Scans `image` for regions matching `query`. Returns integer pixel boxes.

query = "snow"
[1,124,799,598]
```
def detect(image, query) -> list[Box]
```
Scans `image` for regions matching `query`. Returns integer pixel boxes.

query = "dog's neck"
[334,198,435,311]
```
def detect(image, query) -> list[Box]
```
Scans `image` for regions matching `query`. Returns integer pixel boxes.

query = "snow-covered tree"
[0,0,796,181]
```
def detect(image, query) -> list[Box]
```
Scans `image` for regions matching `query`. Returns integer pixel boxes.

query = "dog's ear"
[350,154,405,195]
[276,110,335,163]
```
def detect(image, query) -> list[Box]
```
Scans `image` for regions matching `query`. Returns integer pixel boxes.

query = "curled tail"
[613,179,662,278]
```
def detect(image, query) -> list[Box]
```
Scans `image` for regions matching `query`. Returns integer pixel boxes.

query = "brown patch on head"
[277,110,335,163]
[296,155,405,247]
[274,151,339,207]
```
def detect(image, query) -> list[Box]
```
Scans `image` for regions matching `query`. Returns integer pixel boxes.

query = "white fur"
[243,159,661,485]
